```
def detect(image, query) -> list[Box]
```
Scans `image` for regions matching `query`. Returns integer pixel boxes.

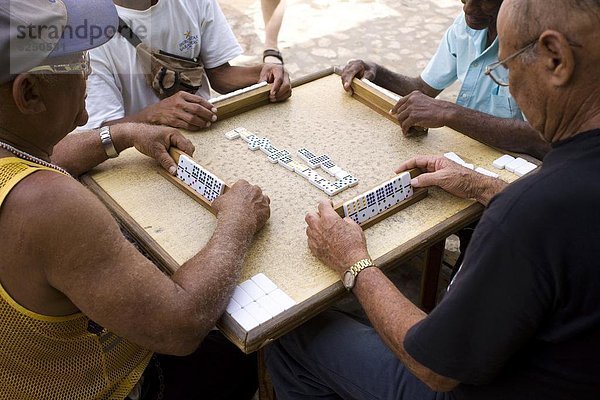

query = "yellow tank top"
[0,157,152,399]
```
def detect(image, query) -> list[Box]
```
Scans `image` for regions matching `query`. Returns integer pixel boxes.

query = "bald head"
[506,0,600,46]
[497,0,600,142]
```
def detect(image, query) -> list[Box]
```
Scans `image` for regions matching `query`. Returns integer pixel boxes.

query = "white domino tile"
[228,273,296,332]
[475,167,500,178]
[335,169,351,179]
[230,308,260,331]
[251,273,278,293]
[225,130,240,140]
[514,161,538,177]
[257,295,285,316]
[342,173,414,226]
[269,289,296,310]
[176,155,225,203]
[226,298,242,314]
[444,152,466,165]
[492,154,516,169]
[224,131,356,197]
[239,280,267,301]
[244,301,273,323]
[231,286,253,307]
[505,157,528,173]
[463,163,475,170]
[297,148,318,164]
[209,81,268,104]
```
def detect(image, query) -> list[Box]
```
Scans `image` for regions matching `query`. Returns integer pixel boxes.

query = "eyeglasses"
[28,51,91,79]
[485,40,537,87]
[486,37,583,87]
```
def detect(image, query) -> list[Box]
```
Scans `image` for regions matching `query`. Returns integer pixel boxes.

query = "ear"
[538,30,575,87]
[11,74,47,115]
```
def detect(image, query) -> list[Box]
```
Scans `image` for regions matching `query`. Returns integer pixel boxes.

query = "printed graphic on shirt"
[179,30,199,52]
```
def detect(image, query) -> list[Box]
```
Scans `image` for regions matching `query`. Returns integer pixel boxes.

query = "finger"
[391,95,408,115]
[275,82,292,102]
[170,132,195,156]
[271,67,284,92]
[394,155,437,174]
[394,157,419,174]
[169,116,201,132]
[341,64,361,93]
[154,146,178,175]
[180,92,218,114]
[184,103,217,123]
[401,115,419,136]
[317,199,339,219]
[175,112,207,131]
[305,211,320,227]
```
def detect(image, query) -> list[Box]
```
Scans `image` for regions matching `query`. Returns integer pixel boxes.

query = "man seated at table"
[0,1,269,398]
[267,0,600,398]
[82,0,292,131]
[342,0,549,160]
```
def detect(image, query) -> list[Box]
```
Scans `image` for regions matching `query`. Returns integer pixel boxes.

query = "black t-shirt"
[405,129,600,400]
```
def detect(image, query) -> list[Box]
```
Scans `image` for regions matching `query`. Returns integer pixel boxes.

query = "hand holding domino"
[389,91,453,136]
[305,199,371,276]
[212,180,271,235]
[395,155,507,206]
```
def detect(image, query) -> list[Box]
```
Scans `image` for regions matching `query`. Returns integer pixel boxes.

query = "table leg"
[420,239,446,313]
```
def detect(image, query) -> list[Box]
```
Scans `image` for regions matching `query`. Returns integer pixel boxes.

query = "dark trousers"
[139,330,258,400]
[265,310,455,400]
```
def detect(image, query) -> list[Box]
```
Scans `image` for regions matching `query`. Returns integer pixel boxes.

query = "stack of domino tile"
[226,273,296,332]
[444,152,500,179]
[209,81,268,104]
[224,127,358,197]
[492,154,538,177]
[342,172,413,225]
[176,154,226,202]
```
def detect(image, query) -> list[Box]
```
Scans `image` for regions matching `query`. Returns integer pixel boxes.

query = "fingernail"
[389,109,393,114]
[411,178,418,186]
[211,115,217,122]
[211,108,217,113]
[169,166,177,175]
[206,122,211,128]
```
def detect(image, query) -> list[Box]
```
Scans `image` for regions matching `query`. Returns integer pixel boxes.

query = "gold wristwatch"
[343,259,376,291]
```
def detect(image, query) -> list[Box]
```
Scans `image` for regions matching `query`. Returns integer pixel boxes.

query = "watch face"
[343,271,354,289]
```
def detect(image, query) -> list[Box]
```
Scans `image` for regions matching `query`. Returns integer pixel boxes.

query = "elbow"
[151,313,212,356]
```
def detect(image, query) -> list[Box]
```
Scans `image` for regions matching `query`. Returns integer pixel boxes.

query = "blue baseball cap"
[0,0,119,83]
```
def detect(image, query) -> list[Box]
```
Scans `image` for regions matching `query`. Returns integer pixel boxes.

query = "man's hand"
[212,180,271,235]
[127,124,195,175]
[390,91,456,136]
[395,156,507,206]
[259,64,292,102]
[139,91,218,131]
[305,200,370,276]
[341,59,378,94]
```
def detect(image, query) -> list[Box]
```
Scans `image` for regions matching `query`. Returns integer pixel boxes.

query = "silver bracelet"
[99,126,119,158]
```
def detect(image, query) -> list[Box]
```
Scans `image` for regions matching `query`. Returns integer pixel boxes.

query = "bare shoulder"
[4,170,122,261]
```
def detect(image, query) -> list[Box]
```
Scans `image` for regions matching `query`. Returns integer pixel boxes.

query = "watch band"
[99,126,119,158]
[344,258,376,291]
